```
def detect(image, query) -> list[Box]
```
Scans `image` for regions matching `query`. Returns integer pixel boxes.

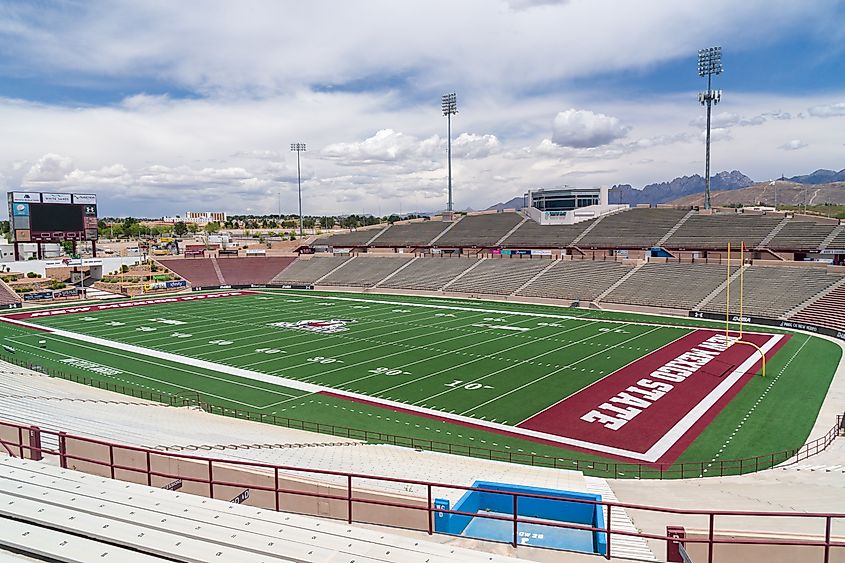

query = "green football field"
[0,289,839,477]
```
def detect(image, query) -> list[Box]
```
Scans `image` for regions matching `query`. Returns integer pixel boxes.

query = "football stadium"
[2,3,845,562]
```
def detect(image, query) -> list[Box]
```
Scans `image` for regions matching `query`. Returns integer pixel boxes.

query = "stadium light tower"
[290,142,306,238]
[441,92,458,212]
[698,46,723,210]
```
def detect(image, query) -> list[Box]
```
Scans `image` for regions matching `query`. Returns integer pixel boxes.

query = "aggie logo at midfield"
[269,319,354,334]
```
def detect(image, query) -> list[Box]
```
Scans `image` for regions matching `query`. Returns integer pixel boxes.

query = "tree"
[173,221,188,236]
[60,241,75,256]
[204,221,221,234]
[187,223,199,234]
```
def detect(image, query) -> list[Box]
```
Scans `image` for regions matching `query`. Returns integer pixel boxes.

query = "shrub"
[26,272,39,278]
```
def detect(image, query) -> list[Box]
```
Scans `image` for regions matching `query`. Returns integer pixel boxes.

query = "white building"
[523,186,627,225]
[162,212,227,225]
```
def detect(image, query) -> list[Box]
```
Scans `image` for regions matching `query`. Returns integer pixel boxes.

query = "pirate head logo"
[269,319,354,334]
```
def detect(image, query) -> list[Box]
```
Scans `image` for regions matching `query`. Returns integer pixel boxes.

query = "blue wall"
[435,480,606,555]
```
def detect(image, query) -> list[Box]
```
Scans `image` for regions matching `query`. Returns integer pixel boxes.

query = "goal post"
[725,241,767,377]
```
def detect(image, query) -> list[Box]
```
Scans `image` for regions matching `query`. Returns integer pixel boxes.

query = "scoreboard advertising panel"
[7,192,98,242]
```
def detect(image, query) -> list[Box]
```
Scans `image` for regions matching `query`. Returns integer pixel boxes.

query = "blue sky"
[0,0,843,217]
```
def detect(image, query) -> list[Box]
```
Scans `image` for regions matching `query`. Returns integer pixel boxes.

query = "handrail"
[0,351,840,480]
[0,419,844,562]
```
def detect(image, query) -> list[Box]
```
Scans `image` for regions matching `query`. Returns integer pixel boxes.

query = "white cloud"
[778,139,808,151]
[551,109,629,148]
[808,102,845,117]
[23,153,75,183]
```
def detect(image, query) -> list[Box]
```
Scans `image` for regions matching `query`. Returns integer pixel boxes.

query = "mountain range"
[486,168,845,210]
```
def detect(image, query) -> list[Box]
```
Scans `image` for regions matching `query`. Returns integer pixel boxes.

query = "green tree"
[204,221,221,234]
[187,223,199,234]
[173,221,188,236]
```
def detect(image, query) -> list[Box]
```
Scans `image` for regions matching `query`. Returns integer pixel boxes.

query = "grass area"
[0,289,839,478]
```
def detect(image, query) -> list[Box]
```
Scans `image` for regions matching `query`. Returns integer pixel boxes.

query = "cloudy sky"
[1,0,844,218]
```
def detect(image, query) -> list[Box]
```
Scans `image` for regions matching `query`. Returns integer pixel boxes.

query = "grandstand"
[446,257,551,295]
[789,280,845,331]
[500,220,587,249]
[0,279,22,309]
[378,256,476,291]
[602,262,736,310]
[516,259,632,301]
[434,213,523,247]
[159,256,294,287]
[702,265,844,318]
[664,213,784,249]
[371,220,451,248]
[320,227,384,248]
[576,208,690,249]
[318,255,413,287]
[766,218,839,251]
[270,255,351,285]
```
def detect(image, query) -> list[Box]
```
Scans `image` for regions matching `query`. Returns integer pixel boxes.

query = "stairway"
[783,276,845,319]
[595,262,645,303]
[655,209,696,247]
[495,217,527,246]
[314,256,355,284]
[428,215,464,246]
[373,256,419,288]
[694,264,746,310]
[365,226,390,245]
[755,216,790,249]
[209,256,226,285]
[570,213,609,247]
[510,259,559,296]
[820,224,845,251]
[440,258,485,291]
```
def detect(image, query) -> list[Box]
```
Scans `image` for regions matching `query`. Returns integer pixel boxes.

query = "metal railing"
[0,419,843,562]
[0,351,841,480]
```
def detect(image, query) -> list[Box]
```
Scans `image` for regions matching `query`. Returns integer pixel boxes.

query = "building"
[162,211,227,225]
[523,186,627,225]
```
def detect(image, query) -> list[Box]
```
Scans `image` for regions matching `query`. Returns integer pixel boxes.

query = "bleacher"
[500,221,588,248]
[702,266,844,318]
[156,258,220,287]
[270,255,351,285]
[766,219,838,251]
[0,279,22,308]
[577,208,689,249]
[603,262,735,310]
[789,281,845,331]
[371,221,450,247]
[212,256,295,285]
[516,260,632,301]
[320,227,384,247]
[447,258,551,295]
[319,256,413,287]
[435,213,523,247]
[826,229,845,249]
[665,213,783,249]
[379,257,476,291]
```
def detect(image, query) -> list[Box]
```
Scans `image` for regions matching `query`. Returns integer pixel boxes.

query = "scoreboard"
[8,192,98,242]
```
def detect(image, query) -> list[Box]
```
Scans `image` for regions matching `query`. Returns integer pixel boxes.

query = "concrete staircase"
[373,256,419,288]
[694,264,747,310]
[440,258,486,291]
[783,276,845,319]
[655,209,696,247]
[495,217,527,246]
[510,259,559,296]
[314,256,355,284]
[428,216,464,246]
[595,262,645,303]
[365,226,390,245]
[209,256,226,285]
[820,224,845,251]
[570,214,608,247]
[756,216,790,249]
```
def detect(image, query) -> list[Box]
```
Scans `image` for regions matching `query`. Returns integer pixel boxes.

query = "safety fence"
[0,419,844,562]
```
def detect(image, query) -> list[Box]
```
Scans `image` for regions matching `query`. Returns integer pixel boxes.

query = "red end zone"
[518,329,789,464]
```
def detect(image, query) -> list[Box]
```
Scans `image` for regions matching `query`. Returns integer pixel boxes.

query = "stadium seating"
[823,227,845,249]
[157,258,221,287]
[434,213,523,247]
[447,258,552,295]
[270,255,351,284]
[500,221,588,248]
[577,208,690,249]
[318,256,413,287]
[789,281,845,331]
[765,219,838,251]
[320,227,384,247]
[214,256,295,285]
[516,260,632,301]
[665,213,783,249]
[371,220,451,247]
[378,257,477,290]
[0,279,21,308]
[702,266,845,318]
[602,262,736,311]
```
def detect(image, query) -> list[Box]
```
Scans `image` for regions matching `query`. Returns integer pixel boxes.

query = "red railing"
[0,419,844,562]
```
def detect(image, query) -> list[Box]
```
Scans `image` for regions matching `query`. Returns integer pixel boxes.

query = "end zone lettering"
[580,334,733,431]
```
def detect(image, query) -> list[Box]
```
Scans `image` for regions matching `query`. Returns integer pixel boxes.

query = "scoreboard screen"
[8,192,98,242]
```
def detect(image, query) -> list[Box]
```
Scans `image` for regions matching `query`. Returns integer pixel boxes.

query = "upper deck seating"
[578,208,689,249]
[665,213,783,249]
[500,221,589,248]
[766,219,838,251]
[435,213,523,247]
[371,221,451,247]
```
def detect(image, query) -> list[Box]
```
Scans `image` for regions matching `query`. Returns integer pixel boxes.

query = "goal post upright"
[725,240,767,377]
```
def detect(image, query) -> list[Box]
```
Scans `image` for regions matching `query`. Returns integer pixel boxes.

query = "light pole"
[441,93,458,212]
[698,46,723,210]
[290,143,306,238]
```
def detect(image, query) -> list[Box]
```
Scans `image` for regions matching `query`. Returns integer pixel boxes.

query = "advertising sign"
[72,194,97,204]
[12,192,39,203]
[41,193,73,204]
[23,291,54,301]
